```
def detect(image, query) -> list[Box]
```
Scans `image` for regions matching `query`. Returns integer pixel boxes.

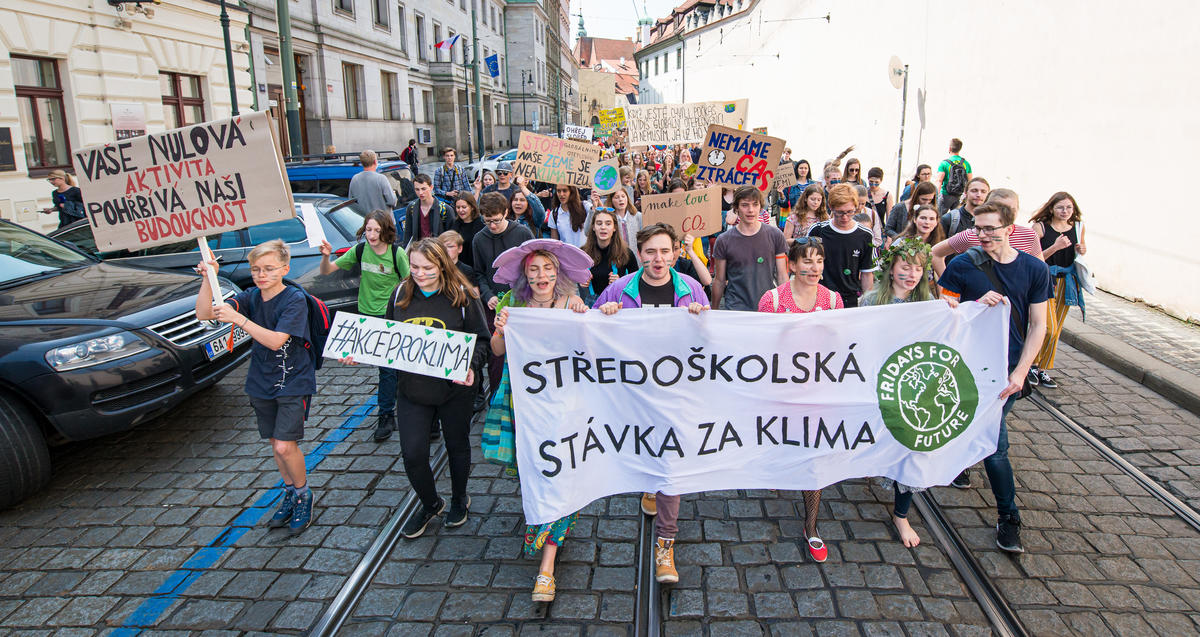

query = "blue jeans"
[362,309,397,416]
[893,484,914,518]
[983,395,1018,519]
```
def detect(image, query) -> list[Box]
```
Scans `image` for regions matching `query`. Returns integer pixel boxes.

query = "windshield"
[327,203,368,239]
[0,223,91,283]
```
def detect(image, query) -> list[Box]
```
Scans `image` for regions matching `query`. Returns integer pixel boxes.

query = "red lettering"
[228,199,248,222]
[136,220,150,242]
[680,214,705,233]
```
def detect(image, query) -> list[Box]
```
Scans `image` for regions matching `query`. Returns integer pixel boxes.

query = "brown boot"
[655,537,679,584]
[641,492,657,516]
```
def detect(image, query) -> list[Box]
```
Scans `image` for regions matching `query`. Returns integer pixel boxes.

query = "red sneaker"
[807,536,828,563]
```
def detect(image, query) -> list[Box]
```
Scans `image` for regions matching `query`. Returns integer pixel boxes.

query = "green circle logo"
[877,342,978,451]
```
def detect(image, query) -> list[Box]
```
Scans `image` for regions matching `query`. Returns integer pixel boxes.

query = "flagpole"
[471,9,485,156]
[460,37,475,163]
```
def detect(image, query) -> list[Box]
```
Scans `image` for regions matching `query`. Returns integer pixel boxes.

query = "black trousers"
[395,386,475,510]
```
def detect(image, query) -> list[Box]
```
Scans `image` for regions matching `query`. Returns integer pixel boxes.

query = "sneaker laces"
[655,540,674,566]
[534,574,554,589]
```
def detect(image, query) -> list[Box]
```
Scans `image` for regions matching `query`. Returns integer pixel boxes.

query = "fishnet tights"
[802,489,822,538]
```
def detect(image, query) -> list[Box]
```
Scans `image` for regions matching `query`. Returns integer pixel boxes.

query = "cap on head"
[497,161,513,173]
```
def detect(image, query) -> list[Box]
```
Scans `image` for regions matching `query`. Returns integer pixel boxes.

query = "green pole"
[277,0,303,157]
[471,9,485,153]
[219,0,238,115]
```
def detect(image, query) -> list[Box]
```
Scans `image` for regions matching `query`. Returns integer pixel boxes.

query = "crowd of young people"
[194,139,1089,603]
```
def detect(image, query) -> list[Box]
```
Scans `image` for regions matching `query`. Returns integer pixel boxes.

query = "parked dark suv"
[51,194,368,310]
[286,151,417,232]
[0,220,250,508]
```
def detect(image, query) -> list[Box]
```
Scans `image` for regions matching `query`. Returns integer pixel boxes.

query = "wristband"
[241,316,249,328]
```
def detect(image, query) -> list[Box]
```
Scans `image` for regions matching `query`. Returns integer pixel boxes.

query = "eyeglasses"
[1052,205,1073,212]
[975,224,1011,236]
[497,171,511,175]
[250,265,284,275]
[483,217,506,226]
[831,210,856,217]
[595,206,615,212]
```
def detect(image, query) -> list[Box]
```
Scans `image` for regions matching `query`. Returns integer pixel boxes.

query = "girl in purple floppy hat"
[488,238,591,602]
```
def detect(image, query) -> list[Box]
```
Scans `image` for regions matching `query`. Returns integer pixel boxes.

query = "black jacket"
[471,221,534,302]
[403,198,453,245]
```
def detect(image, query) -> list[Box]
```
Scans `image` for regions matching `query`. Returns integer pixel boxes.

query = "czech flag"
[435,34,463,50]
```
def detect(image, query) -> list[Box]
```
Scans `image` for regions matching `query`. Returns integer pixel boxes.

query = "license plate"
[203,326,250,360]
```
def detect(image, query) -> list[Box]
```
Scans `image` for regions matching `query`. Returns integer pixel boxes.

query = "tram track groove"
[633,505,662,637]
[309,443,449,637]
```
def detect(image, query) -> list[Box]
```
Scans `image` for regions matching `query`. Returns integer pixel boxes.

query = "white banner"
[563,124,593,141]
[323,311,475,382]
[624,99,749,146]
[505,301,1009,525]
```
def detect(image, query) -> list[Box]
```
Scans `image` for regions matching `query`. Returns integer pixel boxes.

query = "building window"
[334,0,353,15]
[13,55,71,173]
[382,71,401,120]
[433,24,443,62]
[397,4,407,52]
[160,71,205,130]
[490,5,497,32]
[459,0,465,10]
[408,87,417,123]
[373,0,388,27]
[677,48,682,68]
[653,56,658,75]
[343,62,364,119]
[415,15,427,60]
[422,90,434,123]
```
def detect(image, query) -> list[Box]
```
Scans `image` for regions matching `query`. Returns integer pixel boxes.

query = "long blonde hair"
[394,238,477,309]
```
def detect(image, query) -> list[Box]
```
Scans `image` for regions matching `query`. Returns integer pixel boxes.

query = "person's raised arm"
[318,240,340,275]
[194,257,219,320]
[931,238,955,278]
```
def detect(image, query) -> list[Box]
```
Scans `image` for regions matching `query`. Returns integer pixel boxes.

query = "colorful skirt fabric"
[523,513,578,556]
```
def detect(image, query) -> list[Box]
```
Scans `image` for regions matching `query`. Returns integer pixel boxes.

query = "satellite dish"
[887,55,905,89]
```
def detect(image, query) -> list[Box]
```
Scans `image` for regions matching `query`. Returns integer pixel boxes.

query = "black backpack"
[350,242,405,278]
[945,158,968,197]
[245,280,333,370]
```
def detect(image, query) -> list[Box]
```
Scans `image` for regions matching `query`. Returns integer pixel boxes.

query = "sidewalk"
[1061,290,1200,416]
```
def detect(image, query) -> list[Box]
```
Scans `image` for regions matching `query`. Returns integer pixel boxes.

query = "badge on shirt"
[365,262,392,275]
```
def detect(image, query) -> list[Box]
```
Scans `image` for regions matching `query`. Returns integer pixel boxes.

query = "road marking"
[111,396,377,635]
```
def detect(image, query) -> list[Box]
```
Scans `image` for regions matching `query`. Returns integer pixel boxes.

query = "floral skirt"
[523,513,578,556]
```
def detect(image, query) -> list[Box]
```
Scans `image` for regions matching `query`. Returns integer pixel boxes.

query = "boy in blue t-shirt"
[939,202,1048,555]
[196,239,318,534]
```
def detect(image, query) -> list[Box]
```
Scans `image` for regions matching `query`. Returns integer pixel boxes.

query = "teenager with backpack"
[936,138,973,213]
[938,201,1049,554]
[318,210,411,441]
[939,177,990,238]
[195,240,321,534]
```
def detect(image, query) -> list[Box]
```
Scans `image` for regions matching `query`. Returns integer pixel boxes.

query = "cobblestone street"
[1,315,1199,635]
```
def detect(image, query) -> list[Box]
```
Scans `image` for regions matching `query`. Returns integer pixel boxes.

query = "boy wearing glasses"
[195,240,318,534]
[805,183,877,308]
[938,202,1049,554]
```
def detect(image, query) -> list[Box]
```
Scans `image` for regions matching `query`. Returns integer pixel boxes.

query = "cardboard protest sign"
[640,186,723,237]
[589,159,622,195]
[72,111,293,251]
[773,162,798,192]
[598,107,626,128]
[696,124,786,192]
[753,126,768,134]
[512,130,602,187]
[504,301,1009,524]
[624,99,748,146]
[323,311,476,382]
[563,124,593,141]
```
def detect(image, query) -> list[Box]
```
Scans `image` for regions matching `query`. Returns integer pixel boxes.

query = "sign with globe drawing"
[877,342,979,451]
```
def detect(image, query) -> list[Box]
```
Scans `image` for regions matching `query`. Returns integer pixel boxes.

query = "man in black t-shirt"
[805,183,877,307]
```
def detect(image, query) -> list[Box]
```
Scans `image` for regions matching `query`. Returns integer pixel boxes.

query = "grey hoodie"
[471,220,535,302]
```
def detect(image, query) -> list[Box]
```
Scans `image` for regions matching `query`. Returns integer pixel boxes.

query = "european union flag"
[485,54,500,78]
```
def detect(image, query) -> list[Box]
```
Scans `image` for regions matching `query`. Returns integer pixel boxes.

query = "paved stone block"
[752,592,797,618]
[439,592,506,621]
[396,592,446,621]
[599,591,633,622]
[793,590,836,618]
[666,589,704,618]
[589,566,633,591]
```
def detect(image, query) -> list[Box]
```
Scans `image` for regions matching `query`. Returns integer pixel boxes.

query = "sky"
[569,0,682,48]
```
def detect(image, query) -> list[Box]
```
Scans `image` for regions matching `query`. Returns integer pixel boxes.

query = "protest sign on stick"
[640,186,723,237]
[589,159,622,196]
[563,124,593,141]
[322,312,476,382]
[773,163,798,192]
[696,124,787,192]
[504,301,1010,524]
[512,131,602,187]
[624,99,748,146]
[72,111,294,252]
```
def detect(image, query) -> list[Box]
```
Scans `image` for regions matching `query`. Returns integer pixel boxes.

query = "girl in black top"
[581,208,637,304]
[451,193,484,268]
[1029,192,1087,388]
[386,238,491,538]
[43,169,84,229]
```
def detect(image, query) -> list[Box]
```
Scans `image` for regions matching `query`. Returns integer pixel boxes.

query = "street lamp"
[520,70,534,131]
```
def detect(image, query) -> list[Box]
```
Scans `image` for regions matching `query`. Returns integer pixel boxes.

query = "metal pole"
[471,9,485,153]
[462,43,474,162]
[219,0,238,115]
[521,73,527,130]
[895,64,909,197]
[555,76,562,138]
[277,0,303,156]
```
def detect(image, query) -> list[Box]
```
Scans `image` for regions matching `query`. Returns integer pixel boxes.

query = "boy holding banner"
[594,222,710,584]
[195,240,318,534]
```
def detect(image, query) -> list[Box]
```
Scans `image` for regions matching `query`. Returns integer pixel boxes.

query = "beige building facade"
[0,0,252,233]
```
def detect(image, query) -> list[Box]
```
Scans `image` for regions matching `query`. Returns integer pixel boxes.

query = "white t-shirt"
[547,202,593,247]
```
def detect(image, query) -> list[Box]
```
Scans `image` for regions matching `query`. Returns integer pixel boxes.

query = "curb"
[1059,316,1200,418]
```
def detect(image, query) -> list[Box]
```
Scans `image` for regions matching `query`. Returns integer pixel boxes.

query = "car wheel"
[0,393,52,509]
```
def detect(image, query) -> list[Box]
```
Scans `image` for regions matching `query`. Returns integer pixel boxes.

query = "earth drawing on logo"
[877,341,978,452]
[593,165,619,191]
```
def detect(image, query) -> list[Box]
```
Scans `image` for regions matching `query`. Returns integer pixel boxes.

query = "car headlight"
[45,332,152,371]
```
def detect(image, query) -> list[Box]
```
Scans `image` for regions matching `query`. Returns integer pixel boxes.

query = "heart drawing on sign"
[425,329,433,335]
[444,368,453,376]
[386,322,395,328]
[358,317,367,324]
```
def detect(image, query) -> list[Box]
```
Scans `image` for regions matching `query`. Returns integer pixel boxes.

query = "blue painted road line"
[111,396,377,636]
